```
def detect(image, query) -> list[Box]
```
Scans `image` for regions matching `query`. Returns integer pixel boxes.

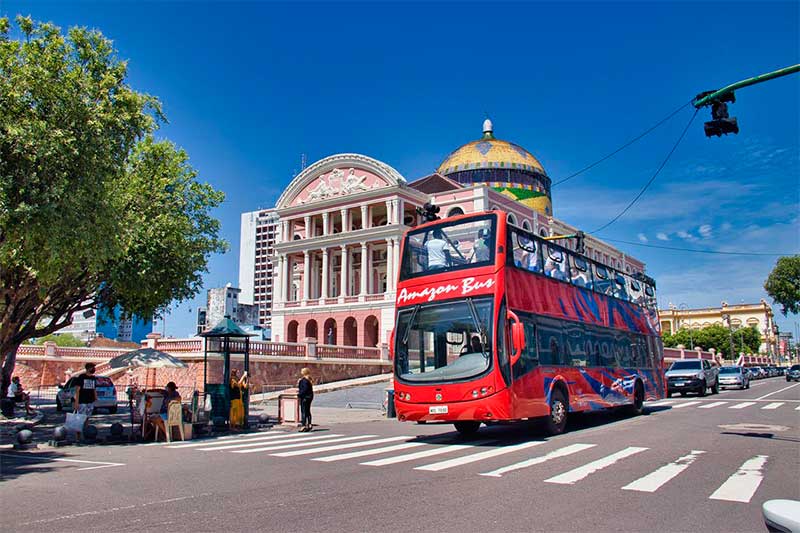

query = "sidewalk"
[248,373,393,403]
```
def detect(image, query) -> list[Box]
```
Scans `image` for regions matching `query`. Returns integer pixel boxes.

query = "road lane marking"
[622,450,705,492]
[479,443,596,478]
[544,447,649,485]
[232,435,374,454]
[709,455,768,503]
[649,400,677,406]
[0,453,125,471]
[361,441,495,466]
[314,442,426,462]
[271,436,411,457]
[729,402,756,409]
[762,402,784,410]
[755,383,800,400]
[671,401,700,409]
[698,402,727,409]
[147,433,247,447]
[415,441,545,472]
[167,432,310,449]
[198,433,344,452]
[796,405,800,410]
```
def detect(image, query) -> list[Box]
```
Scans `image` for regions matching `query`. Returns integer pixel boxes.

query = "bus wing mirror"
[507,311,525,365]
[389,328,396,360]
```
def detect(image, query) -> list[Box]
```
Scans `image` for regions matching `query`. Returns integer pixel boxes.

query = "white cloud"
[637,233,648,243]
[676,230,695,241]
[721,222,732,231]
[698,224,712,238]
[656,232,669,241]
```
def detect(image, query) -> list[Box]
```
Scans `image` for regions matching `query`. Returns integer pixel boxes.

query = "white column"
[385,200,393,225]
[321,248,329,299]
[393,238,401,284]
[340,208,349,233]
[386,238,394,293]
[281,221,289,242]
[274,254,284,304]
[397,199,404,225]
[302,251,310,302]
[360,205,369,230]
[366,243,373,294]
[322,212,329,236]
[340,245,349,297]
[281,255,289,301]
[304,215,312,238]
[360,242,368,296]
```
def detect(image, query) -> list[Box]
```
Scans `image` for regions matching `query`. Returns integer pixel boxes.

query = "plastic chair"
[155,400,185,443]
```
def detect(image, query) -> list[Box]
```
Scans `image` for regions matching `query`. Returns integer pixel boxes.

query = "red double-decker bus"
[391,210,664,436]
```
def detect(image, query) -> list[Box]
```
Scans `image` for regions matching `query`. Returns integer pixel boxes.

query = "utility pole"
[722,313,736,360]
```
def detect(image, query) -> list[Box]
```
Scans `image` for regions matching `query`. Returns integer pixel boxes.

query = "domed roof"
[437,120,546,176]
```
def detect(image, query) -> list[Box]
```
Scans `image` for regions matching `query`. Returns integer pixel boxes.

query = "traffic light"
[575,231,585,255]
[697,90,739,137]
[416,202,441,222]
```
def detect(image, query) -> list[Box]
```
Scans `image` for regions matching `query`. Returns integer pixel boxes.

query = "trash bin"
[386,389,396,418]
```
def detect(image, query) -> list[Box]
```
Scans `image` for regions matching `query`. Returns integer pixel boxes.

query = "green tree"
[661,324,761,358]
[764,255,800,316]
[0,17,227,395]
[26,333,85,347]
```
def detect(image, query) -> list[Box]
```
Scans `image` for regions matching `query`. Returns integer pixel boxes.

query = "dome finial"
[482,117,494,139]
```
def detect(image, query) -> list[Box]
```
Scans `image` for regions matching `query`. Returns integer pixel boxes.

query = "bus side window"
[544,245,568,282]
[536,317,566,365]
[613,272,629,301]
[569,255,593,289]
[593,265,613,296]
[564,323,589,367]
[514,320,538,378]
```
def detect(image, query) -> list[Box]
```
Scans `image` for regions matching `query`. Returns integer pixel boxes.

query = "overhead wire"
[551,100,693,187]
[599,237,791,257]
[589,107,700,234]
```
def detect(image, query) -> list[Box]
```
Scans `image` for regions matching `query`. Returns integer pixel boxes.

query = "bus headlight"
[472,390,479,398]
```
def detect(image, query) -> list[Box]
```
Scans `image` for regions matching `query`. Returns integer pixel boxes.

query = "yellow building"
[658,300,778,355]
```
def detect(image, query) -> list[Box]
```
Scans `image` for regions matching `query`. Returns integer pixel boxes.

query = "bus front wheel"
[545,389,568,435]
[454,421,481,437]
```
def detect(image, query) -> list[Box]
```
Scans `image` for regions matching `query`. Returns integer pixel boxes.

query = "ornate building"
[241,121,646,348]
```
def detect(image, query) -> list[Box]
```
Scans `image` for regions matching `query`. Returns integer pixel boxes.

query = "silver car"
[56,375,118,414]
[718,366,750,390]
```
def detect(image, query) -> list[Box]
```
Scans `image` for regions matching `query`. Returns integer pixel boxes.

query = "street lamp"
[679,303,693,349]
[722,314,735,361]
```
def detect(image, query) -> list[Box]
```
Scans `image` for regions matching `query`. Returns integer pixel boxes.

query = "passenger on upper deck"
[472,229,490,263]
[425,229,450,270]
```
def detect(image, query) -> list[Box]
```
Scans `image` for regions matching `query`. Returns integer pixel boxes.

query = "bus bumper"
[395,388,513,423]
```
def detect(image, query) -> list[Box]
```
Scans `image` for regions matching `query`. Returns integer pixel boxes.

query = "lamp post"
[722,314,735,361]
[679,303,693,349]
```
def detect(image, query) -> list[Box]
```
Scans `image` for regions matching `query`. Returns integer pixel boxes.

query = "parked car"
[751,366,766,379]
[718,366,750,390]
[56,375,118,413]
[743,367,758,380]
[666,359,720,397]
[787,364,800,382]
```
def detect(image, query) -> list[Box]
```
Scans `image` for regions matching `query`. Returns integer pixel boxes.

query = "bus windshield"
[395,297,494,383]
[400,214,496,280]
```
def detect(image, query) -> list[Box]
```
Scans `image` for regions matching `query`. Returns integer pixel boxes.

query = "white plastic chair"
[155,400,184,443]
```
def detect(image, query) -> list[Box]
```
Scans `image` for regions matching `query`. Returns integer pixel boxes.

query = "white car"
[56,375,118,414]
[718,366,750,390]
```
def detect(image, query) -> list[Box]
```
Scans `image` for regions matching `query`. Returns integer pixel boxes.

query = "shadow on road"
[720,431,800,444]
[0,451,67,481]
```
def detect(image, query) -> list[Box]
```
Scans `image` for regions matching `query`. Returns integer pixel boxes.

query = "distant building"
[658,300,778,355]
[58,303,153,344]
[199,284,261,334]
[238,208,279,327]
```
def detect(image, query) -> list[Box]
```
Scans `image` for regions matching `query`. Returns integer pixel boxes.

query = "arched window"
[507,213,517,225]
[364,315,379,347]
[304,320,318,340]
[522,220,531,231]
[287,321,299,343]
[539,229,548,238]
[343,317,358,346]
[323,318,337,345]
[447,207,464,218]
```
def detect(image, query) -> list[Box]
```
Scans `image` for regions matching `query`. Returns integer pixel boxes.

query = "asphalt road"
[2,376,798,533]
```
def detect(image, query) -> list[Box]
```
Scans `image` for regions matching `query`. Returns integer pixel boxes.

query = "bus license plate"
[429,405,448,414]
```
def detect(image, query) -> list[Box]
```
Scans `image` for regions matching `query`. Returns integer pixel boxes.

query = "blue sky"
[3,1,799,339]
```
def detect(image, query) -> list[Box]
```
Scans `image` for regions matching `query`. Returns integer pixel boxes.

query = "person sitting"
[425,229,450,270]
[470,335,484,353]
[149,382,181,440]
[7,376,34,416]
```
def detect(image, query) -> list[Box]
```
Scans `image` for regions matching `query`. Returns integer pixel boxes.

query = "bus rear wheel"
[545,389,568,435]
[454,421,481,437]
[625,382,644,416]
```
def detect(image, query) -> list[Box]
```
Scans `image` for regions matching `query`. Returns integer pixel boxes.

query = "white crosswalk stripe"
[671,401,700,409]
[709,455,768,503]
[415,441,545,472]
[796,405,800,411]
[361,441,495,467]
[480,443,596,478]
[622,450,705,492]
[314,442,427,462]
[545,447,648,485]
[168,432,310,449]
[762,402,784,410]
[271,436,412,457]
[730,402,756,409]
[649,400,677,406]
[197,433,346,451]
[698,402,727,409]
[232,435,375,454]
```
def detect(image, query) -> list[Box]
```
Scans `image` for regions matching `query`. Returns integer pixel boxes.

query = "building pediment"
[276,154,406,209]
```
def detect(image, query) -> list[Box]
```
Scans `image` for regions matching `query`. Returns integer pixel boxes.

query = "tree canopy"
[662,324,762,358]
[26,333,86,347]
[764,255,800,316]
[0,16,227,392]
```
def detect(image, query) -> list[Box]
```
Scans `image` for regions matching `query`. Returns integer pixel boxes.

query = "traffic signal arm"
[693,64,800,108]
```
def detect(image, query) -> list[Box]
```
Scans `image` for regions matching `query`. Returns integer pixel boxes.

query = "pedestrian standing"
[229,369,248,430]
[297,368,314,432]
[73,362,98,439]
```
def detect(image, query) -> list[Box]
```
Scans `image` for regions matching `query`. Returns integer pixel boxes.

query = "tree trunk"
[1,342,20,399]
